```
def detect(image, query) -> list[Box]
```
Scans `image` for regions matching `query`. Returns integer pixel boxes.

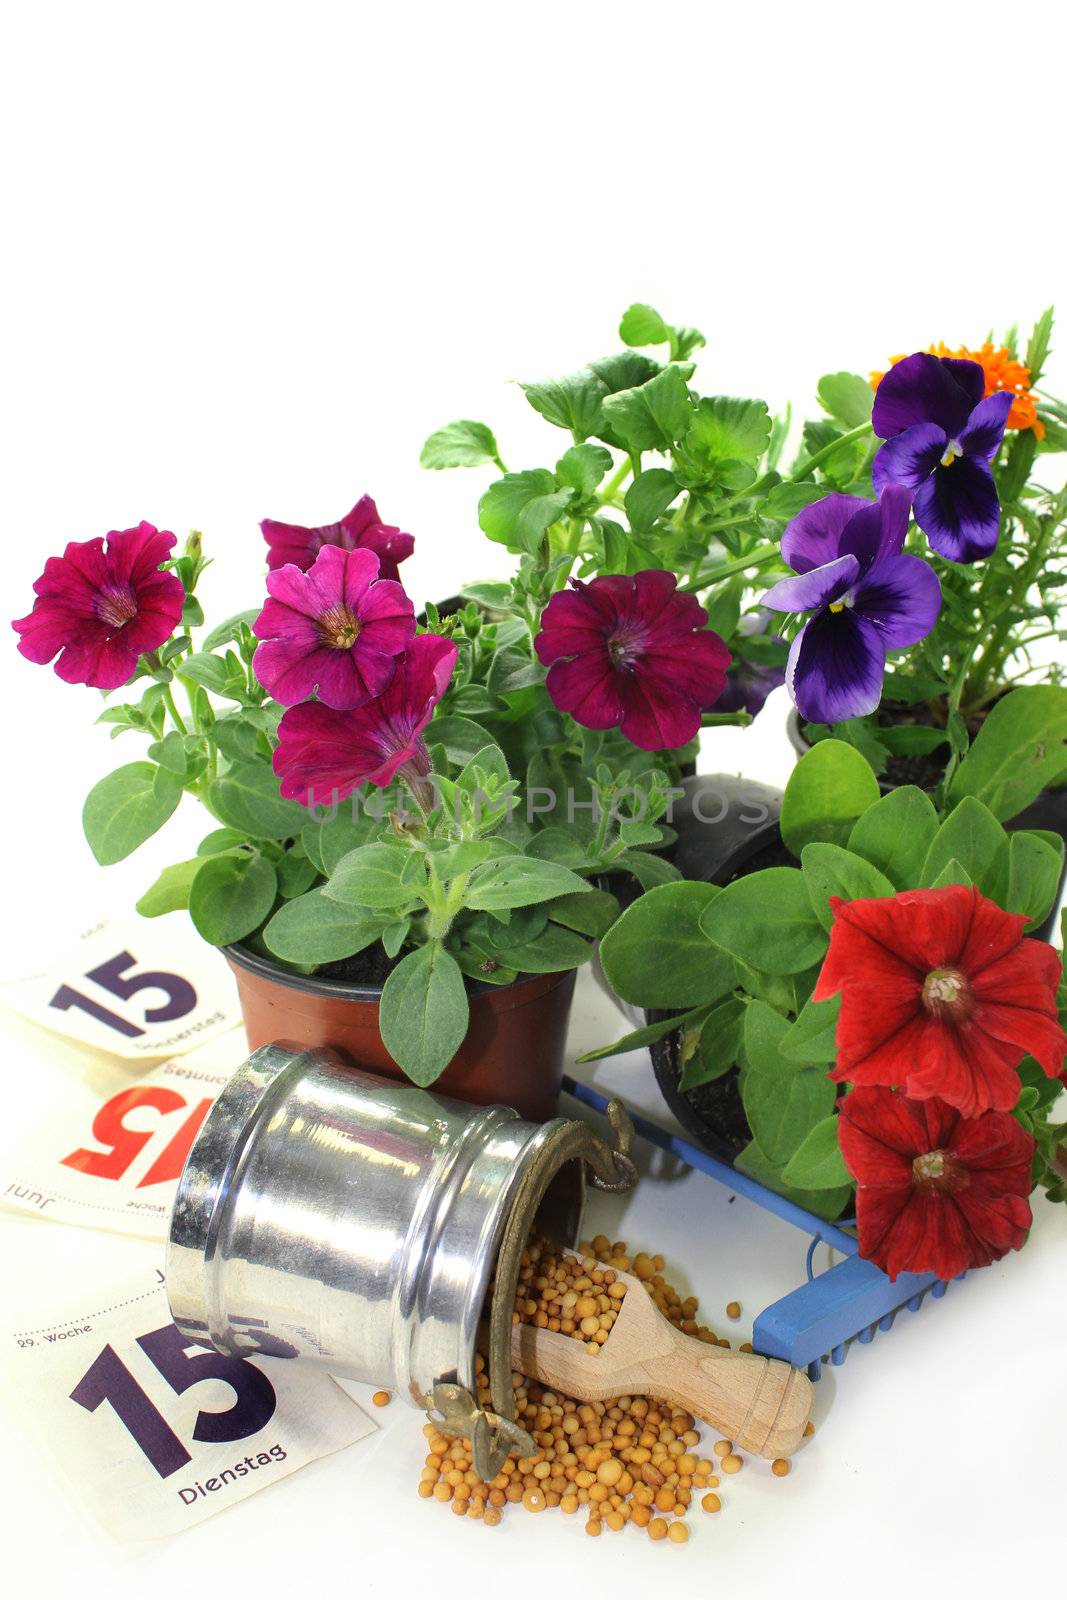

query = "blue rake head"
[563,1077,964,1381]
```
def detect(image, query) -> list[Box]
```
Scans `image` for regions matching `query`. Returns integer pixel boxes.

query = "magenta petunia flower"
[534,570,731,750]
[274,632,458,806]
[261,495,415,581]
[252,545,415,710]
[13,522,185,690]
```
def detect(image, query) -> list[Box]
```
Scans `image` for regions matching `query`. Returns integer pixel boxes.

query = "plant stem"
[598,458,633,504]
[680,541,782,592]
[791,421,874,481]
[162,684,188,735]
[965,513,1059,701]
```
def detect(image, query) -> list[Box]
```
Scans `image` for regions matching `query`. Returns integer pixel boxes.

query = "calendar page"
[0,914,242,1059]
[2,1270,378,1539]
[0,1033,244,1238]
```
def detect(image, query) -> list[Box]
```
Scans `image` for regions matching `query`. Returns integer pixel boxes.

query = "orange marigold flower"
[872,342,1044,438]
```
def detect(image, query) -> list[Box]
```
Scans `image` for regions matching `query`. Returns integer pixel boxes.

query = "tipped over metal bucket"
[166,1045,636,1478]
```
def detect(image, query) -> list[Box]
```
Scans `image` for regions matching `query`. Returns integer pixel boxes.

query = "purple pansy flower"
[252,545,415,710]
[535,570,731,751]
[872,354,1014,563]
[761,486,941,725]
[261,495,414,581]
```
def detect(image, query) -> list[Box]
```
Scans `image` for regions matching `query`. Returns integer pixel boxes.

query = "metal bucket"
[166,1045,636,1478]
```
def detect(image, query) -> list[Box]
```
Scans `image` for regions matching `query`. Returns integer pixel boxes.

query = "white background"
[1,1,1065,1595]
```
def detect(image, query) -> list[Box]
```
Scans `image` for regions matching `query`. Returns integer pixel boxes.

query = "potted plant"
[775,312,1067,854]
[18,301,827,1116]
[590,737,1067,1282]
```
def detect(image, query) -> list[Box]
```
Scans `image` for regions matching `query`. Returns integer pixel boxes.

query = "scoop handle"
[644,1330,813,1458]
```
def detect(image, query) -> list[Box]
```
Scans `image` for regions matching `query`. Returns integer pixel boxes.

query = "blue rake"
[563,1077,965,1381]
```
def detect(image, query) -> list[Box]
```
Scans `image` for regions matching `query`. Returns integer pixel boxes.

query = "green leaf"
[465,855,589,911]
[524,828,589,868]
[599,365,692,453]
[201,610,259,651]
[679,996,745,1091]
[682,395,772,468]
[487,922,592,973]
[781,1115,850,1189]
[575,1002,713,1064]
[188,852,277,945]
[598,881,732,1008]
[180,652,242,695]
[420,419,502,470]
[276,845,319,900]
[743,1000,792,1074]
[780,994,840,1064]
[555,444,612,497]
[208,762,306,841]
[735,1140,851,1221]
[83,762,184,866]
[878,724,948,757]
[781,739,881,853]
[742,1055,836,1168]
[324,843,421,911]
[478,470,573,556]
[1025,306,1055,386]
[308,808,382,875]
[847,785,939,888]
[760,481,826,522]
[801,843,894,930]
[135,858,202,917]
[197,827,249,856]
[1006,830,1065,926]
[210,716,261,763]
[588,352,660,394]
[948,687,1067,821]
[817,372,874,428]
[615,850,682,889]
[921,797,1009,902]
[619,302,670,347]
[546,887,619,938]
[928,857,973,889]
[426,715,497,768]
[520,370,607,441]
[624,469,681,536]
[148,730,188,776]
[379,943,469,1086]
[702,868,827,975]
[263,889,389,965]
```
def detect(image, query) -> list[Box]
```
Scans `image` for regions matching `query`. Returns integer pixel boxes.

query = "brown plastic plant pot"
[223,942,578,1123]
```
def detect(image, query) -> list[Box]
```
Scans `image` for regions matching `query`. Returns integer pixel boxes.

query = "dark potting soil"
[801,699,991,793]
[664,835,801,1156]
[317,943,403,988]
[316,940,506,994]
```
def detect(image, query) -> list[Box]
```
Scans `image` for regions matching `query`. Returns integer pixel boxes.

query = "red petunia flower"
[261,495,415,581]
[252,545,415,710]
[814,884,1066,1118]
[534,570,731,751]
[837,1086,1034,1281]
[274,632,457,807]
[13,523,185,690]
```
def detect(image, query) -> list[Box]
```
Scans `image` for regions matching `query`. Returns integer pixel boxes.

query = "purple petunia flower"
[261,495,415,581]
[761,486,941,725]
[872,354,1014,563]
[534,569,731,751]
[252,545,416,710]
[13,522,185,690]
[274,632,458,806]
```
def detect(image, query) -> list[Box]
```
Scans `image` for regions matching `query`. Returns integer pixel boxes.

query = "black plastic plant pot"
[647,774,787,1165]
[786,709,1067,941]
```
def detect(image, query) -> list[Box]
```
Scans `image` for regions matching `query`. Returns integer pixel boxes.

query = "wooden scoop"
[511,1264,813,1459]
